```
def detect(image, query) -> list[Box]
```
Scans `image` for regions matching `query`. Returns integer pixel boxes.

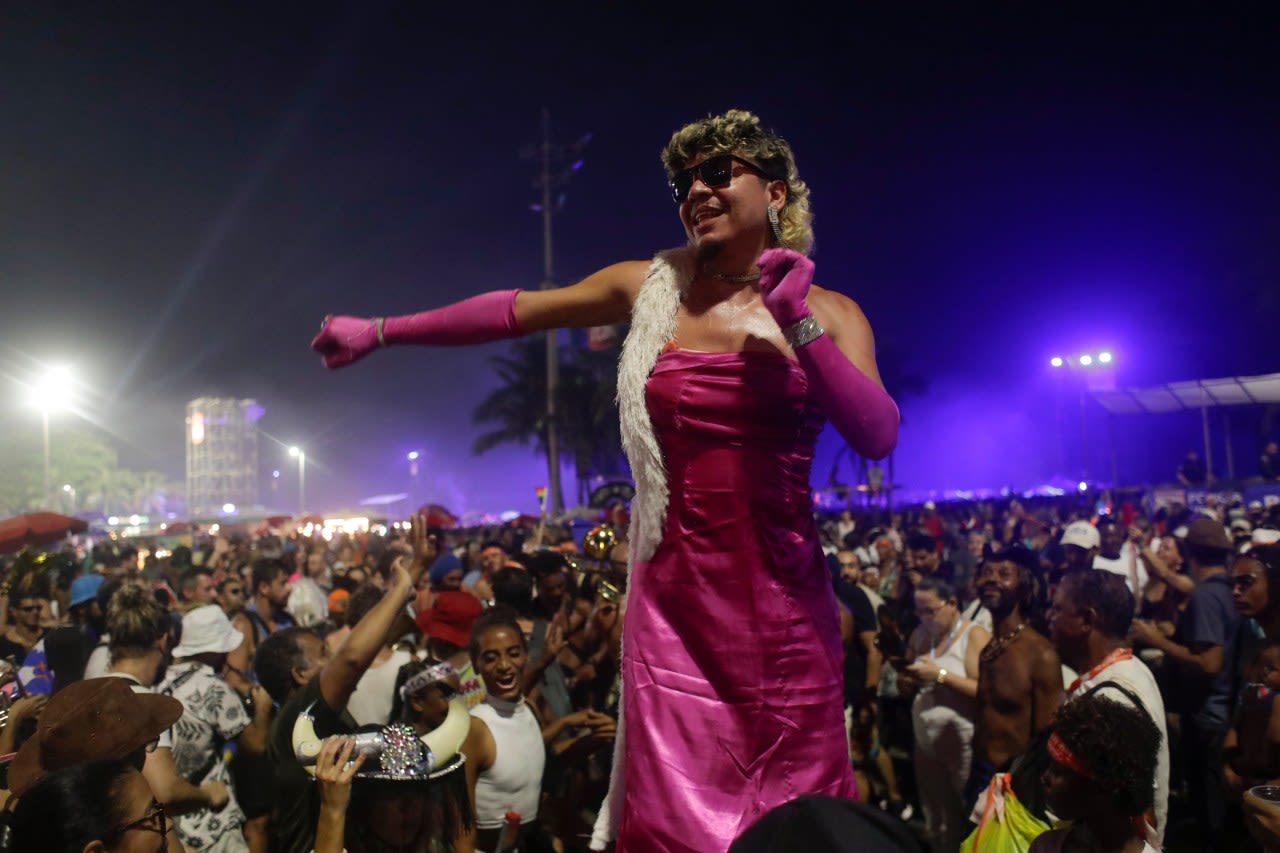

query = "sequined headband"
[1047,732,1092,779]
[399,661,457,701]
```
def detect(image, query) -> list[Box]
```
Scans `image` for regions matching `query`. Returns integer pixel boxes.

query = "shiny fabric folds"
[616,348,856,853]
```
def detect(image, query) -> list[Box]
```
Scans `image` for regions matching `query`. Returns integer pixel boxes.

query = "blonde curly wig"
[661,109,813,255]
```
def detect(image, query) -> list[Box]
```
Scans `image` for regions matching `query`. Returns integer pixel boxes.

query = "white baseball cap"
[1061,521,1100,550]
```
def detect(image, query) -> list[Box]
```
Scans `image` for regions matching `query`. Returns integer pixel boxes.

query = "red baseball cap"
[416,590,483,648]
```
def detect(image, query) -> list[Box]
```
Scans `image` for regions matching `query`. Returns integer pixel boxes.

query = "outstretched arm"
[311,262,645,368]
[757,249,900,460]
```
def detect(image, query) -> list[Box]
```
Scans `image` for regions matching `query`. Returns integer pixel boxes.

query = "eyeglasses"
[669,155,774,203]
[112,802,167,842]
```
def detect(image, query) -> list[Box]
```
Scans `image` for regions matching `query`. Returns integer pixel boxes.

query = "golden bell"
[582,525,617,561]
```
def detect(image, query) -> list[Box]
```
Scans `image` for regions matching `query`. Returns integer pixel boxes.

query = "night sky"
[3,3,1278,516]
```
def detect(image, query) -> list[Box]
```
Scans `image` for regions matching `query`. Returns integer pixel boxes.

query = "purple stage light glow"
[1079,354,1093,366]
[1050,356,1064,368]
[1098,351,1112,364]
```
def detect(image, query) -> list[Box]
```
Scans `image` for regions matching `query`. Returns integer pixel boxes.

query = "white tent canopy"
[1090,372,1280,481]
[1092,373,1280,416]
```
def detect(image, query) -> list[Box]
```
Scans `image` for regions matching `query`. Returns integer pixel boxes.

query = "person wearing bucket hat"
[159,606,273,853]
[7,676,184,796]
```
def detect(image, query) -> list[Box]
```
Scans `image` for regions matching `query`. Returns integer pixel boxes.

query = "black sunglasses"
[669,155,775,203]
[112,802,167,842]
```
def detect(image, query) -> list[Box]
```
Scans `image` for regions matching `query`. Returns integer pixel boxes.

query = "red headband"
[1047,732,1092,779]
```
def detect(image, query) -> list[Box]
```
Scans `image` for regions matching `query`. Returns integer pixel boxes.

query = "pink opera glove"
[758,248,900,460]
[311,289,523,369]
[757,247,815,326]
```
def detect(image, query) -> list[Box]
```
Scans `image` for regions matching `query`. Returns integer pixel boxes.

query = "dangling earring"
[767,205,787,247]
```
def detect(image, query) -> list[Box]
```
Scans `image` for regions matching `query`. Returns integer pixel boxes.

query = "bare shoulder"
[467,714,496,770]
[1031,635,1062,674]
[806,285,876,343]
[968,624,992,646]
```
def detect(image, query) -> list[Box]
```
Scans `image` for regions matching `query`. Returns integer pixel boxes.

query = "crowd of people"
[3,102,1279,853]
[0,490,1277,852]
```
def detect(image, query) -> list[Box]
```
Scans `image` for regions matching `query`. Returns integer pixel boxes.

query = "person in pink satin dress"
[311,108,900,853]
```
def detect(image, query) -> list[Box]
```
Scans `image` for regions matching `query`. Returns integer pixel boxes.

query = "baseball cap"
[8,677,183,796]
[1185,517,1233,552]
[416,590,483,648]
[69,573,105,608]
[1254,529,1280,547]
[171,605,245,657]
[1061,521,1100,550]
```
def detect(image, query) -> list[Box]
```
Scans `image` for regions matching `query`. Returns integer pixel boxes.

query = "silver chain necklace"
[704,266,761,283]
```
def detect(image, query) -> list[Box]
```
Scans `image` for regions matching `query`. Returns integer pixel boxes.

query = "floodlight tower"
[1050,351,1117,485]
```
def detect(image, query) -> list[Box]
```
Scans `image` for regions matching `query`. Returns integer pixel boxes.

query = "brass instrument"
[564,524,627,598]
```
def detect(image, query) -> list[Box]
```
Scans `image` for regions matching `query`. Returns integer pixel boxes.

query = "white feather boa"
[589,246,694,849]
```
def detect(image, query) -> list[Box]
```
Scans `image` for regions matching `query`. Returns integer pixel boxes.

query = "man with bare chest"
[965,545,1064,809]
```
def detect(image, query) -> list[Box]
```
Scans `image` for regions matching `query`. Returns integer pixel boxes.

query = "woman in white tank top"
[903,577,991,853]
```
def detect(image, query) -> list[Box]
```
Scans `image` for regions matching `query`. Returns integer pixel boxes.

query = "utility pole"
[524,109,590,516]
[540,109,562,518]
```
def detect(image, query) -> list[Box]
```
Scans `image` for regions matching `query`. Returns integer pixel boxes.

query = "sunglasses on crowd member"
[669,154,778,204]
[111,802,167,847]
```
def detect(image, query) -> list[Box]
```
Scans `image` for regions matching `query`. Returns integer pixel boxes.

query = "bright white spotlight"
[29,365,75,412]
[289,446,301,457]
[1050,356,1064,368]
[1098,351,1112,364]
[1078,481,1089,492]
[407,451,420,461]
[222,503,236,514]
[1079,354,1093,366]
[272,470,281,478]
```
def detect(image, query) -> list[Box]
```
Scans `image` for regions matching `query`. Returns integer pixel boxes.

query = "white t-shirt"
[107,671,174,750]
[84,634,111,679]
[1093,542,1149,596]
[346,648,414,726]
[1067,655,1169,842]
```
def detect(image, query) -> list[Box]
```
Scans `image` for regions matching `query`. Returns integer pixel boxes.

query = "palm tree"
[472,337,626,506]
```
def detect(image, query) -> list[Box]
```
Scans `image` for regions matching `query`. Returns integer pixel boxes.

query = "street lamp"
[289,446,307,512]
[27,366,74,508]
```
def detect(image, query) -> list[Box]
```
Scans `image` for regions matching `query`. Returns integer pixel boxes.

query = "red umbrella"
[0,512,89,554]
[416,504,457,528]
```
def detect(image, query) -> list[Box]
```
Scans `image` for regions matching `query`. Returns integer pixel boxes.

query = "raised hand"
[311,315,380,369]
[757,247,815,326]
[316,736,366,812]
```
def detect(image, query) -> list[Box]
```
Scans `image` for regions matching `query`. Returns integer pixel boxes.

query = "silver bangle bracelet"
[782,315,824,349]
[375,317,387,348]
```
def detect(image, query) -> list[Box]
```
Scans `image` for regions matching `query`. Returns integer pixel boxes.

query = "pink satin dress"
[617,346,856,852]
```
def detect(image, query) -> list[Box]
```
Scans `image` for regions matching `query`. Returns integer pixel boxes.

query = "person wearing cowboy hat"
[158,605,272,853]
